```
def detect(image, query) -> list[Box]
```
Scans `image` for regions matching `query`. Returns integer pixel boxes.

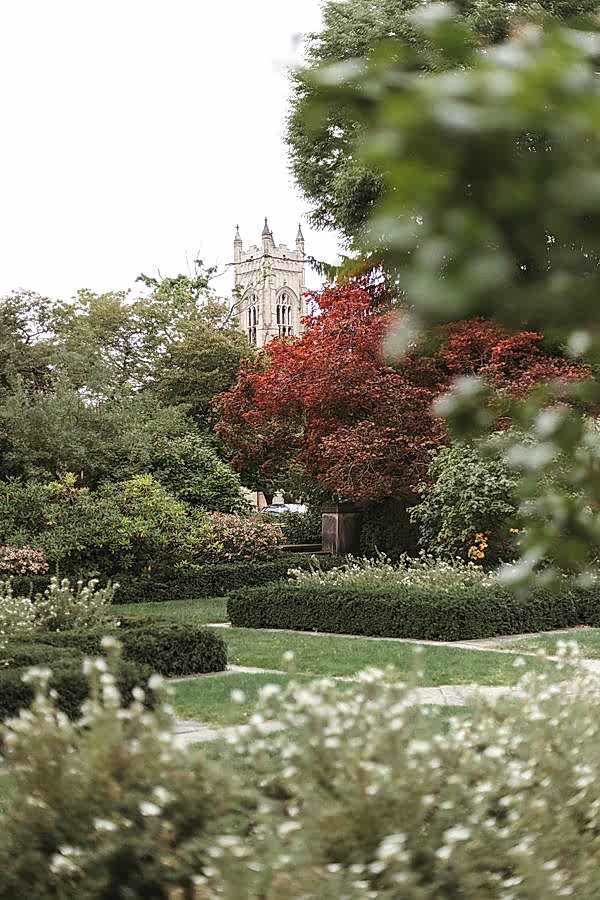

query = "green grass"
[113,596,228,624]
[497,627,600,658]
[172,671,355,727]
[172,670,475,728]
[211,627,551,686]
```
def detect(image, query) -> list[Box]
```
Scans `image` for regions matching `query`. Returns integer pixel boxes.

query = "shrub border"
[227,583,600,641]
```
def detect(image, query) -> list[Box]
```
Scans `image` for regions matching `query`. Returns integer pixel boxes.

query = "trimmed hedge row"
[0,646,151,720]
[28,618,228,677]
[10,555,340,603]
[227,582,600,641]
[1,619,228,720]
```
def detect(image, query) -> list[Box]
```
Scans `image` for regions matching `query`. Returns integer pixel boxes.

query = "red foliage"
[215,287,589,504]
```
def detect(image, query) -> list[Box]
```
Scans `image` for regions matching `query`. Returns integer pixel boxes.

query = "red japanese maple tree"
[215,281,587,504]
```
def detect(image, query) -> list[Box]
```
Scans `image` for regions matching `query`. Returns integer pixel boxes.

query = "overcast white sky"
[0,0,341,301]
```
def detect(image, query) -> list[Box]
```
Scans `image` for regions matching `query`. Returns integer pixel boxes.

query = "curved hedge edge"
[227,584,600,642]
[0,657,152,722]
[26,621,228,677]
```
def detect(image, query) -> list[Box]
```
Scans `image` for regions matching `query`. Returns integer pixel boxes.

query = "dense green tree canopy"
[0,268,248,514]
[287,0,600,243]
[306,13,600,579]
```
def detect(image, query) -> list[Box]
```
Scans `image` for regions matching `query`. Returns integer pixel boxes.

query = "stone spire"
[262,217,274,252]
[234,224,242,263]
[296,223,305,252]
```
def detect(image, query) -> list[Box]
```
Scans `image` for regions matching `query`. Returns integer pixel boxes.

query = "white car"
[261,503,307,515]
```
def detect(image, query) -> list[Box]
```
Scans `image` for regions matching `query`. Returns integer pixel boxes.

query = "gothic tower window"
[278,292,293,336]
[247,295,258,345]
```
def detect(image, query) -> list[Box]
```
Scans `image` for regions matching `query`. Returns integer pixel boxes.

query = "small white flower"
[444,825,471,843]
[94,819,117,832]
[139,801,161,817]
[231,689,246,704]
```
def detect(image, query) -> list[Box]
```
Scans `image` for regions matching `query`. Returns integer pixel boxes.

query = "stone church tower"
[233,218,306,347]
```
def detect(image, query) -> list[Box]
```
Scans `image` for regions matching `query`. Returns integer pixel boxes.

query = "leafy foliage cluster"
[287,0,600,242]
[410,443,519,560]
[6,645,600,896]
[291,3,600,577]
[0,473,281,577]
[217,286,585,506]
[0,269,253,575]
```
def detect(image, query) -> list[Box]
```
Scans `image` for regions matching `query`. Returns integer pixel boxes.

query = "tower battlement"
[233,219,306,347]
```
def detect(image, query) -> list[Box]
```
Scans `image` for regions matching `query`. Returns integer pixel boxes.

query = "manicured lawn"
[172,672,353,726]
[113,596,228,624]
[211,626,551,686]
[172,670,474,728]
[498,627,600,658]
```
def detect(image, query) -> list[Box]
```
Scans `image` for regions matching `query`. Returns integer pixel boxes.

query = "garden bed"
[227,582,600,641]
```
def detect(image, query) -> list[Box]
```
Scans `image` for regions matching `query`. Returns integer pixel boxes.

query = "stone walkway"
[171,625,600,746]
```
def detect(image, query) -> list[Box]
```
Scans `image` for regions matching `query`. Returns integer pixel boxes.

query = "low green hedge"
[28,618,227,677]
[113,556,340,603]
[227,582,600,641]
[0,645,151,721]
[10,555,339,603]
[1,620,227,720]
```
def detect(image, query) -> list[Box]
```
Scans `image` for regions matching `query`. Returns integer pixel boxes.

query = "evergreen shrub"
[27,619,227,677]
[107,554,341,602]
[0,648,150,720]
[359,500,419,561]
[228,582,598,641]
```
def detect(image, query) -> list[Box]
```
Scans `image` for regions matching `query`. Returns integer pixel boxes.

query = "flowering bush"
[204,646,599,899]
[0,579,37,645]
[0,576,114,640]
[0,640,230,899]
[5,643,600,897]
[192,512,284,563]
[289,552,495,591]
[0,545,48,575]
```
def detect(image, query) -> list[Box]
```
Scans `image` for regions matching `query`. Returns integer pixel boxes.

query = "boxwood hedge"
[10,555,340,603]
[1,619,227,720]
[28,618,227,677]
[0,644,151,721]
[227,582,600,641]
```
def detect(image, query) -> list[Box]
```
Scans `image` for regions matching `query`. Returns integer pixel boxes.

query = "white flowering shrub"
[31,577,115,632]
[202,646,600,899]
[4,643,600,898]
[0,639,231,899]
[289,552,495,591]
[0,576,114,640]
[0,580,37,645]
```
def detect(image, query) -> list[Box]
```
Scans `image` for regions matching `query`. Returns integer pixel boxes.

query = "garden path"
[170,630,600,746]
